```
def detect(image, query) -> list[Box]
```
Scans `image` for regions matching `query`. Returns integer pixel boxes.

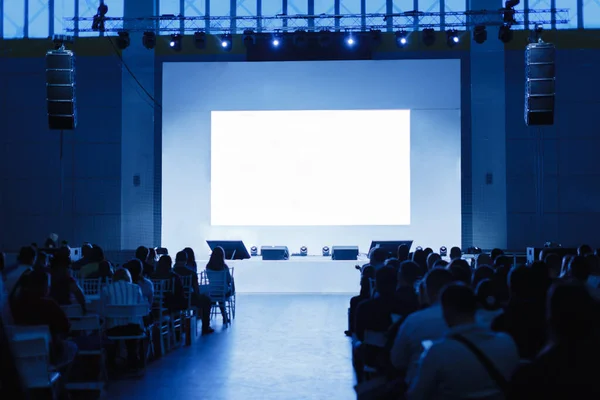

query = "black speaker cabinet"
[525,42,555,126]
[46,49,77,130]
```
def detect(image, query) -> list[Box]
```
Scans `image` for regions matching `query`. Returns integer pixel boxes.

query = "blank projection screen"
[211,109,410,226]
[162,60,461,258]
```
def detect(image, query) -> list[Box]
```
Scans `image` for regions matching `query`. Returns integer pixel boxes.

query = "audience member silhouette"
[475,253,492,269]
[543,253,561,280]
[135,246,155,277]
[183,247,198,273]
[578,244,593,257]
[394,261,420,318]
[447,259,471,285]
[508,282,600,399]
[49,247,87,313]
[475,279,503,327]
[206,246,235,324]
[124,259,153,307]
[472,265,494,288]
[490,248,504,262]
[412,249,428,277]
[450,246,462,260]
[408,283,519,400]
[492,265,546,359]
[390,268,455,383]
[397,244,410,263]
[426,253,440,271]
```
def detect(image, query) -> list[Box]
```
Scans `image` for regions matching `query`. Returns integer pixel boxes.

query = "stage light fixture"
[446,30,460,47]
[529,24,544,43]
[345,32,356,47]
[300,246,308,256]
[440,246,448,257]
[242,29,255,47]
[416,246,423,251]
[473,25,487,44]
[272,33,282,48]
[116,31,130,50]
[250,246,258,257]
[220,34,232,51]
[194,31,206,49]
[293,29,308,47]
[318,29,332,47]
[92,2,108,32]
[142,31,156,49]
[169,34,182,51]
[322,246,330,257]
[422,28,436,46]
[395,30,408,47]
[498,24,513,43]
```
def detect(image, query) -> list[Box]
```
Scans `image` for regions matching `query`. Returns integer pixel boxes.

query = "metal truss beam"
[66,9,569,34]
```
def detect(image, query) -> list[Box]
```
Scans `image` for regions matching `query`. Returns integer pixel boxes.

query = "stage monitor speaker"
[207,240,251,260]
[331,246,359,260]
[46,49,77,130]
[525,42,555,126]
[261,246,289,260]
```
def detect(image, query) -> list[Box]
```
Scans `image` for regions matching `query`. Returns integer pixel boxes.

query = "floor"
[106,294,356,400]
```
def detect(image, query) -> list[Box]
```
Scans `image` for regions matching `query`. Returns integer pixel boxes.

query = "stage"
[210,256,364,294]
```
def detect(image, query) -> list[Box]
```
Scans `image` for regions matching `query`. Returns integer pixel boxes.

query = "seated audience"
[174,250,214,331]
[475,279,503,327]
[154,255,214,334]
[71,243,93,270]
[10,269,77,368]
[148,247,157,264]
[345,248,385,336]
[390,268,455,383]
[4,246,36,295]
[124,259,153,307]
[0,251,4,273]
[49,248,87,313]
[394,261,420,318]
[426,253,440,271]
[353,267,399,381]
[407,283,519,400]
[206,247,236,324]
[490,248,504,262]
[33,251,50,273]
[397,244,410,263]
[423,248,433,258]
[80,245,105,278]
[493,265,510,305]
[475,253,492,269]
[567,256,600,299]
[433,259,449,269]
[100,268,147,368]
[472,265,494,288]
[544,253,561,280]
[508,282,600,399]
[450,246,462,260]
[183,247,198,273]
[578,244,593,257]
[87,260,114,282]
[447,259,471,285]
[492,265,546,359]
[412,249,428,277]
[135,246,155,277]
[384,258,401,273]
[586,254,600,289]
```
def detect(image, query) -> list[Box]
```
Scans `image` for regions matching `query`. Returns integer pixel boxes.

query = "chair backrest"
[180,275,195,309]
[104,304,149,318]
[69,314,101,332]
[61,304,83,318]
[81,277,102,296]
[364,330,387,348]
[151,278,173,309]
[6,325,51,352]
[205,269,229,299]
[10,337,55,388]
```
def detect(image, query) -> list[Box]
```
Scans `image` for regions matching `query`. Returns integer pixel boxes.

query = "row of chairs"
[6,304,149,397]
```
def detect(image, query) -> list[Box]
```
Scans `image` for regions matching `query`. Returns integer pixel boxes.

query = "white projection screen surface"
[162,60,461,258]
[210,109,411,226]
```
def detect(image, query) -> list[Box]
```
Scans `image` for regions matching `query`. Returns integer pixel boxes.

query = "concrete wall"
[505,48,600,249]
[0,54,122,251]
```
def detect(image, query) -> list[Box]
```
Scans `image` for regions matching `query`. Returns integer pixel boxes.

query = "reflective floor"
[106,294,356,400]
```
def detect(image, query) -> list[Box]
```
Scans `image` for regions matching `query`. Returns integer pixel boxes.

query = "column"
[121,0,158,249]
[468,0,508,249]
